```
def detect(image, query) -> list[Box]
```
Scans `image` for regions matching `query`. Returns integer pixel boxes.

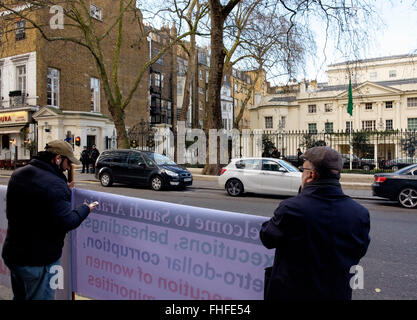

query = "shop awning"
[0,126,25,134]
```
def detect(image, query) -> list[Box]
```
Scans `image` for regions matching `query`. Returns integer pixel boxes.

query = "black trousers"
[82,162,89,173]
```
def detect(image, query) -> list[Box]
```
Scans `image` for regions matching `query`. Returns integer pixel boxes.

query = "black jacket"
[90,149,100,162]
[80,150,89,163]
[260,180,370,300]
[2,159,90,266]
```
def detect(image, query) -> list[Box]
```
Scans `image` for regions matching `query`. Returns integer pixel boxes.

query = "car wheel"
[150,175,164,191]
[363,165,370,171]
[100,172,113,187]
[226,179,244,197]
[392,166,399,171]
[398,188,417,208]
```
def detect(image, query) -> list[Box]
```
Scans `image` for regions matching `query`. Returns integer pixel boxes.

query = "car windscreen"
[147,153,177,165]
[396,164,417,174]
[278,160,299,172]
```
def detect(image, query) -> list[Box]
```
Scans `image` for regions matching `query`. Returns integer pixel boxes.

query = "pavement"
[0,167,376,200]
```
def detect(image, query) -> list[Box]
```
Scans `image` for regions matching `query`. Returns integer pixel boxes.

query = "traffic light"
[75,136,81,146]
[130,140,137,148]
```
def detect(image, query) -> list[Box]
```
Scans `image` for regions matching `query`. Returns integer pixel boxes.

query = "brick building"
[0,0,149,161]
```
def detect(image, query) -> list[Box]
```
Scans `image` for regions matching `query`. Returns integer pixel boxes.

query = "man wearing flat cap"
[2,140,97,300]
[260,146,370,300]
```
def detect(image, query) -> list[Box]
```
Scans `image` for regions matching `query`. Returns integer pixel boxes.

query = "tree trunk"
[203,2,226,176]
[109,101,129,149]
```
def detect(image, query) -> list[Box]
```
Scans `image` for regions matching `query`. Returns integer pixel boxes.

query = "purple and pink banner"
[72,189,272,300]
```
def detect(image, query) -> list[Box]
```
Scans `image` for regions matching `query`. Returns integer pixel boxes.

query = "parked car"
[380,157,417,171]
[95,150,193,190]
[341,154,376,171]
[218,157,302,197]
[282,155,301,167]
[372,164,417,208]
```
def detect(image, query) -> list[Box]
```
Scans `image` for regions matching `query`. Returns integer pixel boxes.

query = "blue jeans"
[5,259,60,300]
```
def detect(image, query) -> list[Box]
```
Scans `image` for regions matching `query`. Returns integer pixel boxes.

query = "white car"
[219,158,302,197]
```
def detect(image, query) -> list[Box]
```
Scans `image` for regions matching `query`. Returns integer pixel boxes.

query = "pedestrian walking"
[80,146,90,173]
[260,146,370,300]
[1,140,97,300]
[89,144,100,174]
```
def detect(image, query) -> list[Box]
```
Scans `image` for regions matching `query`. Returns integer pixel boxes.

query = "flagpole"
[350,118,353,171]
[348,77,354,171]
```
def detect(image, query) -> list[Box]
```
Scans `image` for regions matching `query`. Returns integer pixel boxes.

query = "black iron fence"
[128,127,417,172]
[262,129,417,172]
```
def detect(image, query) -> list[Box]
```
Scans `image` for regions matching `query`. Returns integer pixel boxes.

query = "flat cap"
[300,146,343,174]
[45,140,80,165]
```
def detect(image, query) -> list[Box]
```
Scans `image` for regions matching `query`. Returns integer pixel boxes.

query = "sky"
[302,0,417,84]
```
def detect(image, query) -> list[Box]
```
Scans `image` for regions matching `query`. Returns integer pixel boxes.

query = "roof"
[329,54,417,67]
[317,77,417,93]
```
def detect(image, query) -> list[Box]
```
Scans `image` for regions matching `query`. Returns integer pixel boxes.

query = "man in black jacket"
[89,144,100,173]
[80,146,90,173]
[260,146,370,300]
[2,140,97,300]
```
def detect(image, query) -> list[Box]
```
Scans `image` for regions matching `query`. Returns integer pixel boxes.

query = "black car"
[95,150,193,190]
[282,155,301,167]
[380,157,417,171]
[372,164,417,208]
[341,154,376,171]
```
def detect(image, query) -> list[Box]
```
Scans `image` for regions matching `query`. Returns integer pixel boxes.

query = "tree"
[202,0,242,175]
[300,133,327,150]
[352,131,372,158]
[0,0,201,148]
[401,132,417,158]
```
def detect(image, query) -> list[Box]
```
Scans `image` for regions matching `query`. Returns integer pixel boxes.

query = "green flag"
[347,78,353,116]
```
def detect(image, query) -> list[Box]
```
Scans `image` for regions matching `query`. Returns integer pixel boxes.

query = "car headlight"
[162,169,179,177]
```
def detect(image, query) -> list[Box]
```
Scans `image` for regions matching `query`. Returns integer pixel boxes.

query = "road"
[0,175,416,300]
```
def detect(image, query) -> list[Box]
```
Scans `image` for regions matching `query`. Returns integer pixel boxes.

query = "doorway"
[87,135,96,152]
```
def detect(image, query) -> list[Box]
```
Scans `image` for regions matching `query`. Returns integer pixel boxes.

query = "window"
[0,27,2,44]
[325,104,333,112]
[199,70,203,81]
[389,70,397,78]
[177,82,183,94]
[16,20,26,41]
[235,159,261,170]
[90,4,102,20]
[234,99,238,108]
[370,72,377,80]
[16,65,26,92]
[407,97,417,107]
[325,122,334,133]
[365,103,373,110]
[128,152,145,166]
[47,68,60,107]
[408,118,417,130]
[90,77,100,112]
[346,121,353,132]
[154,73,161,88]
[308,123,317,134]
[385,101,393,109]
[262,160,282,172]
[265,116,273,129]
[308,104,317,113]
[234,83,238,92]
[362,120,376,131]
[279,116,286,129]
[155,50,164,65]
[386,120,393,131]
[198,87,204,95]
[160,74,164,89]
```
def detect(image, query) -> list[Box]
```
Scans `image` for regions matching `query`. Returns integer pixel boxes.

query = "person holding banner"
[1,140,97,300]
[260,146,370,300]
